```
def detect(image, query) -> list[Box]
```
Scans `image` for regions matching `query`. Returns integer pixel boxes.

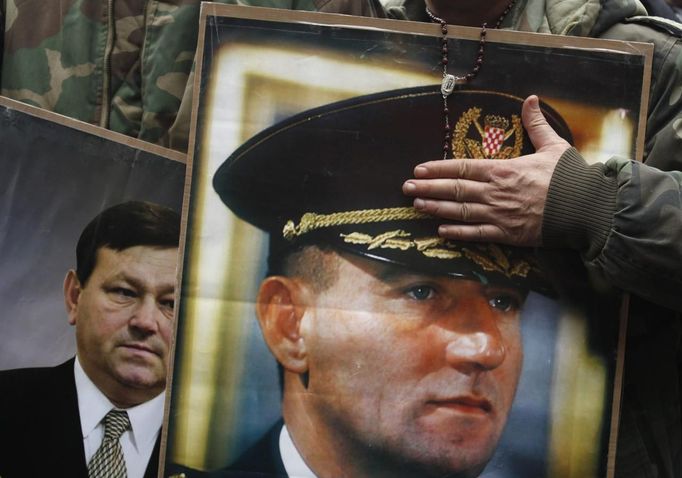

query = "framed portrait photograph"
[164,5,652,478]
[0,97,186,370]
[0,97,186,477]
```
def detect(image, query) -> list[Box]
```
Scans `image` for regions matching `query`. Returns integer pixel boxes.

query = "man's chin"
[393,433,497,478]
[413,455,490,478]
[385,455,489,478]
[113,364,166,392]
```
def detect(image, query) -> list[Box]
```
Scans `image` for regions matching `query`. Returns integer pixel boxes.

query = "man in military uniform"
[194,87,573,478]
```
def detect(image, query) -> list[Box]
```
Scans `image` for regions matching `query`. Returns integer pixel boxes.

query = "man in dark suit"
[0,201,180,478]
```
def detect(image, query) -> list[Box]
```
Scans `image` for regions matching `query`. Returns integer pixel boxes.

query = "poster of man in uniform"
[0,97,185,476]
[164,6,652,478]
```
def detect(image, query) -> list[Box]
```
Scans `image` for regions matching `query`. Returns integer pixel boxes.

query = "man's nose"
[129,297,161,333]
[445,332,506,373]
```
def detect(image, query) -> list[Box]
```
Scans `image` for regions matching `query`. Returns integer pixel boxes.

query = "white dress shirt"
[74,357,164,478]
[280,424,318,478]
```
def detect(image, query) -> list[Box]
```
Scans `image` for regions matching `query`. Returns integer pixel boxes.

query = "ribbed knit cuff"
[542,147,618,259]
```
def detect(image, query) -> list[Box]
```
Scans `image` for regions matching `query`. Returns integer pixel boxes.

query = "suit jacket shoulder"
[223,422,287,477]
[167,422,287,478]
[0,359,88,477]
[0,359,162,478]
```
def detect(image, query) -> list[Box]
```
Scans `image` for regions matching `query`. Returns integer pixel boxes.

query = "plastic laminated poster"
[0,97,186,473]
[163,5,653,478]
[0,97,186,371]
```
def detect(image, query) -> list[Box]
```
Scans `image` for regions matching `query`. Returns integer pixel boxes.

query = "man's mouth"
[427,396,493,415]
[120,343,159,356]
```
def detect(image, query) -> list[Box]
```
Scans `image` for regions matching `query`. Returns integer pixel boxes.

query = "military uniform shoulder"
[623,15,682,38]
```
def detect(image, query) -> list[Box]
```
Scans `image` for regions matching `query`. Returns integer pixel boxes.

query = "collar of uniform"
[73,356,164,450]
[279,424,317,478]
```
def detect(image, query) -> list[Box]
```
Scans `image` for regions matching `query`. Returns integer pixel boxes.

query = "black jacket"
[168,422,288,478]
[0,359,160,478]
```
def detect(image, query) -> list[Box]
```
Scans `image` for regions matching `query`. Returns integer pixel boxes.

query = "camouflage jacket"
[0,0,385,152]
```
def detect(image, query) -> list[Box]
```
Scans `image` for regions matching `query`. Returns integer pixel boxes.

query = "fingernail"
[414,198,425,210]
[403,181,416,193]
[414,166,428,177]
[530,95,540,109]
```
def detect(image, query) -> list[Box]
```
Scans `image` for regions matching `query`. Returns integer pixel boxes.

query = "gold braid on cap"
[281,207,535,279]
[341,230,532,278]
[282,207,432,240]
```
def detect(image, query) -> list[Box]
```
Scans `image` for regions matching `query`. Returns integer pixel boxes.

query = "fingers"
[413,159,493,181]
[403,178,488,202]
[522,95,569,151]
[411,198,494,223]
[438,223,507,243]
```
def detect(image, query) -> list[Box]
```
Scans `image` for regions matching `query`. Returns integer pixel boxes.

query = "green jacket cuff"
[542,147,618,258]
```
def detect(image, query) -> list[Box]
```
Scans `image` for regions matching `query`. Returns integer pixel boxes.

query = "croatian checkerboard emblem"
[452,107,524,159]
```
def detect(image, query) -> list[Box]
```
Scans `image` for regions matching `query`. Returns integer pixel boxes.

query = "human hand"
[402,95,571,246]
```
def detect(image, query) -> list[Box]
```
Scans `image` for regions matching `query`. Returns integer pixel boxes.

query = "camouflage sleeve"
[165,0,388,151]
[543,31,682,311]
[139,0,324,151]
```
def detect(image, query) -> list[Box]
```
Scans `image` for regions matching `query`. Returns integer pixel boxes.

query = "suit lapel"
[144,434,161,478]
[20,359,90,477]
[49,359,90,476]
[228,421,287,476]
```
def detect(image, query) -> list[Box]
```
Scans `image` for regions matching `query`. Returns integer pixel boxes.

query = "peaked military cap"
[213,85,573,294]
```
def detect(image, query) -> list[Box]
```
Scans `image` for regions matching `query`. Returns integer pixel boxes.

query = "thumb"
[522,95,567,152]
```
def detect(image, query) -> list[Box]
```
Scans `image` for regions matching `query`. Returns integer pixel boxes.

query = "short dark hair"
[267,243,340,293]
[75,201,181,284]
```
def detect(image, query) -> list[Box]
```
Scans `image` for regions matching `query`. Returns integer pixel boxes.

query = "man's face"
[300,252,524,476]
[67,245,177,406]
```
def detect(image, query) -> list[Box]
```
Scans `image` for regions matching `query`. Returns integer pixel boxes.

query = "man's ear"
[256,276,309,374]
[63,270,82,326]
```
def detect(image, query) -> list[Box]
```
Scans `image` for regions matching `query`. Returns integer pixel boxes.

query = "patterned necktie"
[87,409,131,478]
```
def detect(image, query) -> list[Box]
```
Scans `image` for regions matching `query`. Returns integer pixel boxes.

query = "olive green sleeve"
[542,20,682,311]
[542,147,618,258]
[543,146,682,312]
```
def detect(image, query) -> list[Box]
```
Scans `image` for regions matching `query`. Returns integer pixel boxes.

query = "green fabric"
[0,0,320,150]
[0,0,390,151]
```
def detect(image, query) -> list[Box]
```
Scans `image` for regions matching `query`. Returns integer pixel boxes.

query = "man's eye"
[488,294,520,312]
[160,299,175,311]
[111,287,136,298]
[406,285,436,301]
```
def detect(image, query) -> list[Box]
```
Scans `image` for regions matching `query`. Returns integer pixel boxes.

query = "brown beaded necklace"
[425,2,516,158]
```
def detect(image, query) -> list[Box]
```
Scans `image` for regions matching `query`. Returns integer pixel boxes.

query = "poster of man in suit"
[0,98,186,478]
